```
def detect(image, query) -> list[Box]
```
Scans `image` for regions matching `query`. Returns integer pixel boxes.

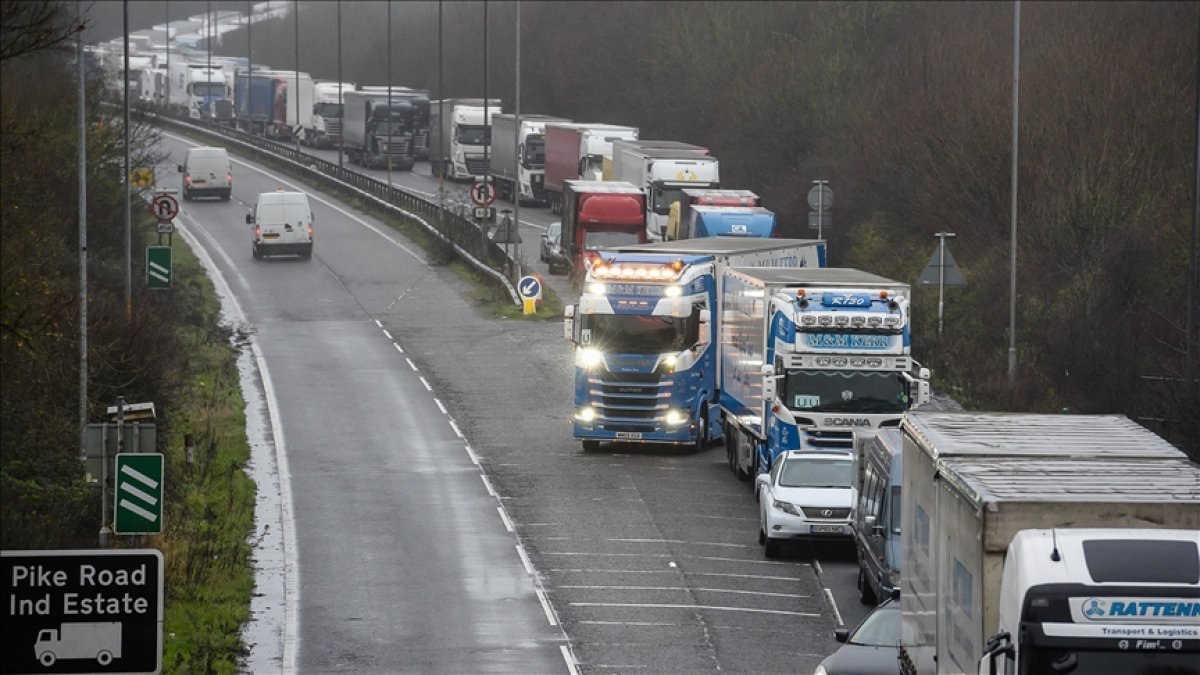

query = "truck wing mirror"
[563,304,577,343]
[761,364,777,401]
[697,309,711,347]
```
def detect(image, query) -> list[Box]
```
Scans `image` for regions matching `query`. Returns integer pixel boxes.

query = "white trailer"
[899,412,1200,675]
[611,140,720,241]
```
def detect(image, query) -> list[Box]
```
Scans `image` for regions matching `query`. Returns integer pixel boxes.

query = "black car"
[814,597,905,675]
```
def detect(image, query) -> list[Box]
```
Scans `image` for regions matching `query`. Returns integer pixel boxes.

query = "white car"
[247,189,314,260]
[756,450,856,557]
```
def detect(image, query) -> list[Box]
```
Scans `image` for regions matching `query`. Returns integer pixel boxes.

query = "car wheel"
[758,527,766,545]
[581,440,600,453]
[859,568,878,605]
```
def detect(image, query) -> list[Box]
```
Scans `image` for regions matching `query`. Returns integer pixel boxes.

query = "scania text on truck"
[358,86,431,159]
[490,113,570,205]
[667,188,760,241]
[304,80,355,148]
[611,140,720,241]
[544,123,640,215]
[897,412,1200,675]
[563,238,825,453]
[429,98,502,181]
[558,180,646,285]
[720,268,931,479]
[341,89,417,170]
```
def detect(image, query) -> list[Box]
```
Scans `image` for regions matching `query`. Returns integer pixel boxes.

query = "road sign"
[146,246,172,290]
[148,194,179,222]
[808,211,832,230]
[130,168,154,189]
[156,221,175,235]
[473,206,495,221]
[469,180,497,207]
[1,549,163,674]
[917,244,967,287]
[518,275,543,300]
[807,184,833,211]
[114,453,164,535]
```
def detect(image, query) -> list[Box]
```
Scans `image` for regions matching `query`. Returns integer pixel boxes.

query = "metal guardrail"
[133,107,522,305]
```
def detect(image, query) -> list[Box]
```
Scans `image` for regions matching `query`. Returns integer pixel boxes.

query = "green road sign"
[114,453,164,535]
[147,245,172,289]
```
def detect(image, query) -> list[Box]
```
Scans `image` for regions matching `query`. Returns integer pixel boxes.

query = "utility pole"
[337,0,343,169]
[77,0,88,472]
[934,232,956,336]
[207,0,212,121]
[1008,0,1021,386]
[513,0,520,282]
[387,0,393,186]
[246,0,252,133]
[164,2,169,112]
[123,0,131,322]
[294,0,300,146]
[438,1,444,225]
[1187,6,1200,455]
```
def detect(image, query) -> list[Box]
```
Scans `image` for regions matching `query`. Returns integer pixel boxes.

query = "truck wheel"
[692,412,708,454]
[858,568,878,605]
[97,650,114,666]
[581,440,600,453]
[39,652,55,667]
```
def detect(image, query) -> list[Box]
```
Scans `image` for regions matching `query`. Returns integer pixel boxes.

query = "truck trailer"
[233,69,313,139]
[610,140,720,241]
[558,180,646,284]
[685,205,777,238]
[898,412,1200,675]
[428,98,502,181]
[544,123,640,215]
[720,267,931,478]
[564,237,826,452]
[667,188,760,241]
[489,113,570,205]
[341,88,417,170]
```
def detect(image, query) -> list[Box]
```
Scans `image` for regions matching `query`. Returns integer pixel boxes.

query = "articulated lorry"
[233,69,314,139]
[341,89,416,170]
[303,80,355,148]
[898,412,1200,675]
[429,98,502,181]
[544,123,640,215]
[610,140,720,242]
[559,180,647,284]
[667,189,760,240]
[490,113,570,205]
[358,86,430,159]
[168,60,229,120]
[684,205,777,239]
[720,268,931,479]
[563,238,826,453]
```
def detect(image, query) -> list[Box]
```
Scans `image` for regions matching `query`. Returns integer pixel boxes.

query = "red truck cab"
[561,180,646,284]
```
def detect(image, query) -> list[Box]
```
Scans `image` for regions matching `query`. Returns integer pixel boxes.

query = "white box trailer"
[900,412,1200,675]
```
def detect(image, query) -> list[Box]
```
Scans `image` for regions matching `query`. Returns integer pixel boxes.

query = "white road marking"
[556,585,810,599]
[695,554,799,566]
[536,587,559,626]
[405,358,418,371]
[464,444,480,465]
[448,419,464,439]
[568,602,821,618]
[546,569,804,582]
[480,473,496,496]
[393,343,405,356]
[374,319,383,328]
[497,506,514,533]
[418,376,432,392]
[824,587,844,626]
[382,329,393,340]
[813,559,823,575]
[560,645,580,675]
[434,398,447,414]
[516,543,536,576]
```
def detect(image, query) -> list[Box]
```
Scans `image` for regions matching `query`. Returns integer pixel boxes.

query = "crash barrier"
[129,106,522,305]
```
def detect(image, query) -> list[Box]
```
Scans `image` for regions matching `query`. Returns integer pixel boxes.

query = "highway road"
[156,132,871,674]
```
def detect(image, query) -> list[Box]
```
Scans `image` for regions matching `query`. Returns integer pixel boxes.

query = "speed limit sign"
[150,194,180,222]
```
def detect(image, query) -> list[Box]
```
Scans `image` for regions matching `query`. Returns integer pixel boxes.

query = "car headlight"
[664,409,688,426]
[772,499,800,516]
[575,407,596,422]
[576,348,604,369]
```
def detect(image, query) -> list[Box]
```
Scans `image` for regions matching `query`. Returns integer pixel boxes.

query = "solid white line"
[539,552,671,558]
[173,210,299,674]
[119,482,158,505]
[536,587,559,626]
[118,499,158,521]
[382,329,393,340]
[546,569,803,582]
[568,602,821,618]
[813,559,824,575]
[516,544,536,576]
[824,587,844,626]
[560,645,579,675]
[405,358,418,371]
[497,506,514,533]
[164,131,426,262]
[418,376,432,392]
[434,398,447,414]
[448,419,464,439]
[556,585,810,599]
[608,538,749,549]
[577,621,677,627]
[480,473,496,496]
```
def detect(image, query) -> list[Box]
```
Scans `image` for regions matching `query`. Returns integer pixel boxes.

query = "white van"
[178,146,232,201]
[247,190,314,260]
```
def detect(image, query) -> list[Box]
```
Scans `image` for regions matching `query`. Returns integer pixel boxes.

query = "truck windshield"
[457,124,490,146]
[524,136,546,168]
[315,102,342,118]
[653,187,687,215]
[1022,647,1199,675]
[579,313,698,354]
[583,231,640,249]
[191,82,224,98]
[782,370,909,413]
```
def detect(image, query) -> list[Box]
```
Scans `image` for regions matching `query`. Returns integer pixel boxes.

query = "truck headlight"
[661,354,677,372]
[586,282,606,295]
[664,409,688,426]
[575,407,596,422]
[664,285,683,298]
[576,348,604,369]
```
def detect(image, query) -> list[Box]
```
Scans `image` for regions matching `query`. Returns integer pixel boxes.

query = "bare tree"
[0,0,84,63]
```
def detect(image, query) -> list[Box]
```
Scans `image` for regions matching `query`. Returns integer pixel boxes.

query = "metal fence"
[136,107,522,305]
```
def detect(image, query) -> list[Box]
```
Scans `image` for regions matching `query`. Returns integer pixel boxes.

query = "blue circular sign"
[518,275,542,299]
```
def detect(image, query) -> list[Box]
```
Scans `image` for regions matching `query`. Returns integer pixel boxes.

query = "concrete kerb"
[142,110,521,306]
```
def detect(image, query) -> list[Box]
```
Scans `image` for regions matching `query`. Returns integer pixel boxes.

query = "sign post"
[1,549,163,674]
[807,180,832,239]
[518,275,543,315]
[916,231,967,336]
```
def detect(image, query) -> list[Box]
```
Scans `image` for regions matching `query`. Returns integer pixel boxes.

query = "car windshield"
[583,230,639,249]
[546,223,561,240]
[782,370,909,413]
[778,457,853,489]
[848,603,902,647]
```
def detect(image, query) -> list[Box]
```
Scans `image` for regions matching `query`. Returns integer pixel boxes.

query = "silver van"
[247,190,314,260]
[854,428,902,605]
[178,146,232,201]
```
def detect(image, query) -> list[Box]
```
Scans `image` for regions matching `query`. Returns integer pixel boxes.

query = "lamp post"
[1008,0,1021,385]
[934,232,956,336]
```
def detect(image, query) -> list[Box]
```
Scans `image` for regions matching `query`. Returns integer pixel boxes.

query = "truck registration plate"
[615,432,643,439]
[810,524,843,534]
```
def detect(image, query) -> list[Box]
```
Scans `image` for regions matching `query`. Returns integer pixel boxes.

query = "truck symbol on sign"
[34,621,122,667]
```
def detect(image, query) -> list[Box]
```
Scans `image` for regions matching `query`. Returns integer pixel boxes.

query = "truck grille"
[588,374,670,422]
[327,119,343,137]
[799,507,851,520]
[802,428,855,450]
[465,155,489,176]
